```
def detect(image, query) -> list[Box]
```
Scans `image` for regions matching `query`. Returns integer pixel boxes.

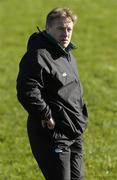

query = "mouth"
[61,39,68,43]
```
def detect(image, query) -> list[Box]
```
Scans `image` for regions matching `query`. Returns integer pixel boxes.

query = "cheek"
[67,34,71,41]
[53,32,60,41]
[49,30,59,40]
[69,32,73,39]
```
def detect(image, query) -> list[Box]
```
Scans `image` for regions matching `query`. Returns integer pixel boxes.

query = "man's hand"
[41,118,55,129]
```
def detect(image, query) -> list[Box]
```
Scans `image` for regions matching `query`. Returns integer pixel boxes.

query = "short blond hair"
[46,7,77,27]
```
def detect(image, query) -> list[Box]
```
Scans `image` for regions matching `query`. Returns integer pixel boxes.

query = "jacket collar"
[42,30,77,55]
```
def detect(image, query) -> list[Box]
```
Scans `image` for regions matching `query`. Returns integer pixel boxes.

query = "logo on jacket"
[54,148,63,153]
[62,72,67,77]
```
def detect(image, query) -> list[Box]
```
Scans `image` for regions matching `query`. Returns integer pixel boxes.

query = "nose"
[63,29,69,37]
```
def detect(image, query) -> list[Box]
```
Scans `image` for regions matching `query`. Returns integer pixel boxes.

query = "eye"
[67,28,72,32]
[58,27,64,31]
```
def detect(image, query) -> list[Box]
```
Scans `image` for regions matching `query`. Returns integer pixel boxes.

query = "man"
[16,7,88,180]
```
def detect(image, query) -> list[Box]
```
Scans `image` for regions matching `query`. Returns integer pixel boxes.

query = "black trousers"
[27,119,84,180]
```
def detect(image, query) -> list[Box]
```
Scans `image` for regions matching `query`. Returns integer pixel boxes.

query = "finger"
[47,121,55,129]
[47,124,55,129]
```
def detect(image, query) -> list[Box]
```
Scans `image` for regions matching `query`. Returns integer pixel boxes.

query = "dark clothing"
[27,117,84,180]
[16,30,88,180]
[17,30,88,139]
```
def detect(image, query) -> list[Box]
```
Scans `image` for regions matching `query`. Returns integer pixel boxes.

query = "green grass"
[0,0,117,179]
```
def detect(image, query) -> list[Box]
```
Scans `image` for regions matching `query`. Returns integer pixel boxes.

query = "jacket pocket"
[52,107,82,140]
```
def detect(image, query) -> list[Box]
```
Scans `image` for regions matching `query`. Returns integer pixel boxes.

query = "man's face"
[46,17,74,48]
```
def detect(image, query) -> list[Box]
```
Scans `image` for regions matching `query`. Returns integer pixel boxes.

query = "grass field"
[0,0,117,179]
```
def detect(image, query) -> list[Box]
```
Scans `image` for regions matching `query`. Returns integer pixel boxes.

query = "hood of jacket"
[27,29,77,55]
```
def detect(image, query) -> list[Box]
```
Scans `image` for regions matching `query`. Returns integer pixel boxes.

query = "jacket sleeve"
[16,51,52,120]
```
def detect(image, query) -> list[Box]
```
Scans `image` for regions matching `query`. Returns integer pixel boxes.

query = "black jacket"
[16,30,88,139]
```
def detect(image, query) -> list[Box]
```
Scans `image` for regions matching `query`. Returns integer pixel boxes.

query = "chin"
[60,41,69,48]
[64,44,69,48]
[62,43,69,48]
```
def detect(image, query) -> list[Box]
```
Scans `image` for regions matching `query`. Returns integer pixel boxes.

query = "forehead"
[52,17,74,27]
